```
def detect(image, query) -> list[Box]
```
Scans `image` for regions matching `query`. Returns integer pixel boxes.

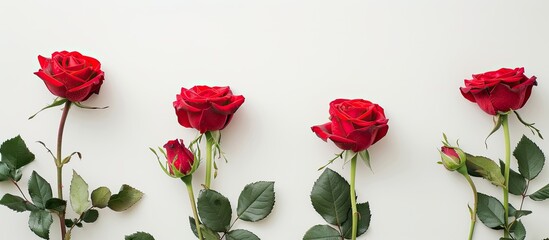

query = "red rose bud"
[311,99,389,152]
[173,86,245,133]
[34,51,105,102]
[439,146,466,171]
[460,67,537,115]
[163,139,195,176]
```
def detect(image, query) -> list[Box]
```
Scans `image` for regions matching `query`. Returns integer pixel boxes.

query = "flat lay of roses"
[1,51,549,240]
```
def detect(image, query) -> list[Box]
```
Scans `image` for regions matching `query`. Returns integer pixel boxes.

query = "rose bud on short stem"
[438,145,477,240]
[153,139,202,239]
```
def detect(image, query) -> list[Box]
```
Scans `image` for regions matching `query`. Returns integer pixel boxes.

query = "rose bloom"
[173,86,245,133]
[34,51,105,102]
[163,139,194,175]
[460,67,537,115]
[312,99,389,152]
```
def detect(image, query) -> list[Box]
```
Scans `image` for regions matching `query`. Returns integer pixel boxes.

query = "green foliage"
[28,209,53,239]
[0,162,10,181]
[513,135,545,180]
[310,168,350,226]
[0,193,28,212]
[510,220,526,240]
[529,183,549,201]
[342,202,371,239]
[465,154,505,187]
[303,225,340,240]
[305,168,370,239]
[91,186,111,208]
[476,193,505,229]
[226,229,260,240]
[125,231,155,240]
[0,135,35,170]
[70,170,91,215]
[45,198,66,213]
[237,181,275,222]
[499,160,527,195]
[82,209,99,223]
[197,189,232,232]
[28,171,52,209]
[108,184,143,212]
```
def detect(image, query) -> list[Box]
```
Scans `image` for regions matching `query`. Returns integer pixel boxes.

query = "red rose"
[460,67,537,115]
[173,86,245,133]
[163,139,194,175]
[312,99,389,152]
[34,51,104,102]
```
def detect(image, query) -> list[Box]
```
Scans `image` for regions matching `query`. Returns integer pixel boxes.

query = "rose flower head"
[173,86,245,133]
[312,99,389,152]
[34,51,105,102]
[460,67,537,115]
[162,139,196,177]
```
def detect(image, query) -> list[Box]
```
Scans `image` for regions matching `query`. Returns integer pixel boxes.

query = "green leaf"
[226,229,260,240]
[45,198,66,213]
[514,210,532,219]
[303,225,341,240]
[189,217,220,240]
[29,98,68,119]
[82,209,99,223]
[11,168,23,182]
[342,202,371,239]
[70,170,91,214]
[125,231,155,240]
[311,168,351,226]
[202,227,221,240]
[28,210,53,239]
[28,171,52,209]
[108,184,144,212]
[476,193,505,229]
[465,154,505,187]
[91,186,111,208]
[65,219,75,228]
[0,193,28,212]
[237,181,275,222]
[513,135,545,180]
[197,189,232,232]
[0,135,35,169]
[499,160,527,195]
[0,162,10,181]
[510,220,526,240]
[529,183,549,201]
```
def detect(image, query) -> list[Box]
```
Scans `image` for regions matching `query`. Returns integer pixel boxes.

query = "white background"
[1,1,549,239]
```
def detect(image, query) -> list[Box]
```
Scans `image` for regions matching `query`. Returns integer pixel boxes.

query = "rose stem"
[56,101,72,240]
[350,154,358,240]
[501,114,511,238]
[458,167,477,240]
[182,175,203,240]
[204,132,213,189]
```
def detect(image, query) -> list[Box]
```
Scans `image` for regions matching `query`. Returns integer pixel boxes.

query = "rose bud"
[34,51,105,102]
[163,139,195,176]
[439,146,466,171]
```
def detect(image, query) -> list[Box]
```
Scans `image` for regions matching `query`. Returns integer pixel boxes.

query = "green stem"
[183,176,203,240]
[459,167,477,240]
[204,132,213,189]
[350,154,358,240]
[501,114,510,238]
[56,101,72,240]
